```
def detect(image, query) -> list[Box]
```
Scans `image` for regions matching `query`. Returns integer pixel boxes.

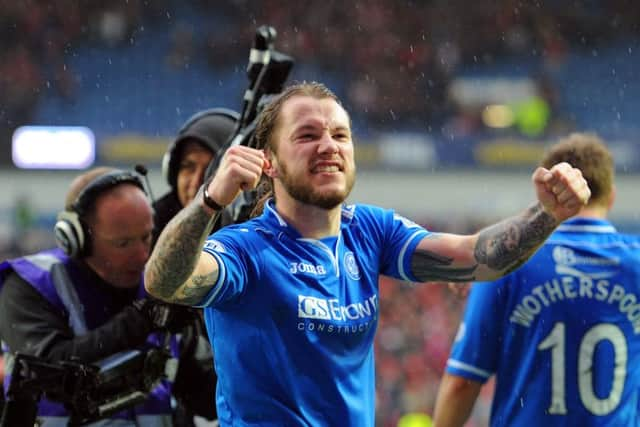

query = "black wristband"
[203,185,225,211]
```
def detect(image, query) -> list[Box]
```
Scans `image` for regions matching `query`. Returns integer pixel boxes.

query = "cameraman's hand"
[132,299,197,333]
[205,145,265,210]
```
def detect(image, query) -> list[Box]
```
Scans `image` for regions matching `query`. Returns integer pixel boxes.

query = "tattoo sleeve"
[474,202,558,274]
[145,201,220,305]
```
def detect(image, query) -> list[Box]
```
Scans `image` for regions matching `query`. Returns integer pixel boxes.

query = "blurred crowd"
[0,0,171,145]
[3,0,640,139]
[207,0,640,130]
[375,278,470,426]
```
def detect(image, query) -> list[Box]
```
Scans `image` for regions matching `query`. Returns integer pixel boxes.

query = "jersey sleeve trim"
[194,249,226,308]
[398,230,429,281]
[446,358,492,382]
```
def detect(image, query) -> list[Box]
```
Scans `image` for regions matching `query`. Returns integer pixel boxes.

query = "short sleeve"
[445,278,508,383]
[375,209,429,282]
[196,231,251,308]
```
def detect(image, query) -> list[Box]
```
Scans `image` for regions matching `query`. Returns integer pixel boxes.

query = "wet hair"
[253,81,346,153]
[541,132,614,206]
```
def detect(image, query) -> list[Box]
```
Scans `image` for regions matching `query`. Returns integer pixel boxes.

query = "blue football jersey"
[198,200,428,426]
[446,218,640,426]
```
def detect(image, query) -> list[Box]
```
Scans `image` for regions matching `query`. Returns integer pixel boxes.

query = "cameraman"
[0,167,200,426]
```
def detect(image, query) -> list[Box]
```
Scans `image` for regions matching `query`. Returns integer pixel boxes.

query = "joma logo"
[290,262,326,275]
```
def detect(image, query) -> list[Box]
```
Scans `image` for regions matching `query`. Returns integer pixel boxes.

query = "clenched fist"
[532,161,591,222]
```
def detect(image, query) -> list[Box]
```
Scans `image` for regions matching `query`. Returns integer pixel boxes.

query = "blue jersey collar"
[261,198,356,239]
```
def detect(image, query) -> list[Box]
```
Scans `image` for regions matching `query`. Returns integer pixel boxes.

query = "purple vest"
[0,248,175,425]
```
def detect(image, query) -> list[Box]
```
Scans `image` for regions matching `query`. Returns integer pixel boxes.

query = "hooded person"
[153,108,239,246]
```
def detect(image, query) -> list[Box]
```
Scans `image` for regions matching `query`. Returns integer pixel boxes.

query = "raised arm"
[144,145,265,305]
[144,201,220,305]
[411,162,590,283]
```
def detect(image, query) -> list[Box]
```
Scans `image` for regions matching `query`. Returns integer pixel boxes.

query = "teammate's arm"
[410,162,590,283]
[433,373,483,427]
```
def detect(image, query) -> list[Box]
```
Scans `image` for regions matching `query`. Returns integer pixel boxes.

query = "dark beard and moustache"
[278,160,356,209]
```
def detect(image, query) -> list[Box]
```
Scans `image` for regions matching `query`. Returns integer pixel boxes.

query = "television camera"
[0,349,176,427]
[205,24,295,225]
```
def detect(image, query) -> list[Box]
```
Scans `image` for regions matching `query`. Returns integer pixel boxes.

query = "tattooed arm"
[411,162,591,283]
[145,145,266,305]
[145,199,221,305]
[411,203,557,282]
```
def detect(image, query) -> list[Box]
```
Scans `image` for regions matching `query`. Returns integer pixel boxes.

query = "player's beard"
[278,160,355,209]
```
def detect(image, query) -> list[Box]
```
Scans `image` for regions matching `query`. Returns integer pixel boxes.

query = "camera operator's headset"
[54,170,146,258]
[161,107,239,189]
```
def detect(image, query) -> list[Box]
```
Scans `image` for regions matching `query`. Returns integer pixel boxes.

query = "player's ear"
[263,150,278,178]
[607,185,616,210]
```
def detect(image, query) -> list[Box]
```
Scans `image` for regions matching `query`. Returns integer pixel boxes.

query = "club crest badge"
[344,251,360,280]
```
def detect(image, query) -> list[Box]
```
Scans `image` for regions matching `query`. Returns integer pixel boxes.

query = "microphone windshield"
[134,164,155,203]
[134,164,148,176]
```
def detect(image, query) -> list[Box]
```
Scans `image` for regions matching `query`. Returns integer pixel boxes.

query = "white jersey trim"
[398,230,428,281]
[447,358,492,379]
[195,250,227,308]
[556,224,616,233]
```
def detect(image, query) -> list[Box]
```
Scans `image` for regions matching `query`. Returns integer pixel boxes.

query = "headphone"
[54,170,146,258]
[162,107,239,188]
